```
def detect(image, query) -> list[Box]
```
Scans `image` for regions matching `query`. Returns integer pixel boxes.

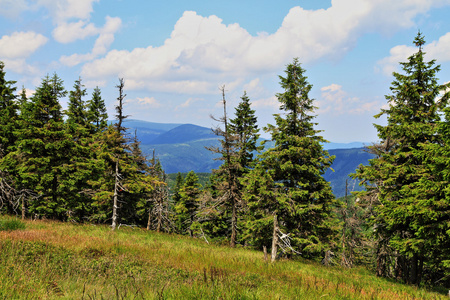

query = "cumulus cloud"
[0,32,48,59]
[377,31,450,76]
[37,0,99,23]
[2,58,42,76]
[318,84,381,115]
[133,97,161,108]
[81,0,449,94]
[58,16,122,66]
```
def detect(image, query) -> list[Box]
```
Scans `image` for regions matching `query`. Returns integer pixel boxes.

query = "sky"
[2,0,450,143]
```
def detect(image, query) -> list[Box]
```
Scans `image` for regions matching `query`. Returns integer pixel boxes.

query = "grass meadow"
[0,215,447,299]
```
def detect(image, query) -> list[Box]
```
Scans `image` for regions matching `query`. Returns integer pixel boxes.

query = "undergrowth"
[0,215,447,299]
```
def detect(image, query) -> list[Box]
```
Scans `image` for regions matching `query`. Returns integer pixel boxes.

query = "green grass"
[0,216,25,231]
[0,215,447,299]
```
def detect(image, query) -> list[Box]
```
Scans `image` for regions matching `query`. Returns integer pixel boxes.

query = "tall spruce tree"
[0,61,19,214]
[228,91,261,171]
[175,170,202,236]
[352,32,450,285]
[244,58,335,260]
[207,86,241,246]
[205,90,261,246]
[66,77,88,127]
[87,86,108,134]
[0,61,18,157]
[3,74,74,219]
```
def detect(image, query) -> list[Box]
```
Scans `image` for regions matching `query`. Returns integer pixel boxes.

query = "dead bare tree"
[206,85,242,247]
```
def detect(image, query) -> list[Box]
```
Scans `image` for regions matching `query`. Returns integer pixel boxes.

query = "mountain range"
[123,119,374,197]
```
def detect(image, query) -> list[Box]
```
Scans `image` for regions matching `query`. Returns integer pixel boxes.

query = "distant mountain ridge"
[122,119,373,197]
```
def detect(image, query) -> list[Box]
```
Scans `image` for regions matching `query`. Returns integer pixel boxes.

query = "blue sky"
[2,0,450,143]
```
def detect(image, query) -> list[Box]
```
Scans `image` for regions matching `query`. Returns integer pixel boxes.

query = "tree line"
[1,32,450,287]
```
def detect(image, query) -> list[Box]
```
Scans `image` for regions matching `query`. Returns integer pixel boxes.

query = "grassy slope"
[0,216,446,299]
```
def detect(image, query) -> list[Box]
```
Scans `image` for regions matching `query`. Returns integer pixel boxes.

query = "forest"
[1,32,450,288]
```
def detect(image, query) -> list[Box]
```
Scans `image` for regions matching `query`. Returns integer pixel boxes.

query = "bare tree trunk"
[156,197,162,233]
[146,207,152,230]
[271,213,279,262]
[21,196,25,220]
[112,158,119,230]
[230,196,237,247]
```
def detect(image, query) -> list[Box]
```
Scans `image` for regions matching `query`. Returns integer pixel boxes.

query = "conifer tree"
[175,170,202,236]
[207,86,241,246]
[0,61,19,214]
[244,58,335,260]
[228,91,261,171]
[87,86,108,133]
[3,74,74,219]
[66,77,88,127]
[353,32,450,285]
[205,90,261,246]
[172,172,185,233]
[0,61,18,157]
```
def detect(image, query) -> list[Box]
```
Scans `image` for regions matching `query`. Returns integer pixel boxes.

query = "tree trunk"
[146,207,152,230]
[21,196,25,220]
[112,158,119,230]
[230,196,237,247]
[271,213,279,262]
[410,253,418,285]
[156,196,162,233]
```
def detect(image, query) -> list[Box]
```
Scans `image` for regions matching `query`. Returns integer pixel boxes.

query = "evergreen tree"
[352,32,450,285]
[66,77,88,127]
[207,86,241,246]
[0,61,18,157]
[205,90,261,246]
[228,91,261,171]
[3,74,72,219]
[0,61,19,214]
[172,172,185,233]
[244,58,335,260]
[175,170,202,236]
[87,86,108,133]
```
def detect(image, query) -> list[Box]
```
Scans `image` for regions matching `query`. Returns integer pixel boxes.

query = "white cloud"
[81,1,449,94]
[377,31,450,76]
[376,45,416,76]
[58,16,122,66]
[318,84,381,115]
[175,97,204,110]
[37,0,99,23]
[53,20,98,43]
[133,97,161,108]
[2,58,41,76]
[0,0,29,17]
[0,32,48,59]
[252,96,279,109]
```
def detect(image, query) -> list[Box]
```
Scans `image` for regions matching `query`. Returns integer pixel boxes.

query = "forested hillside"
[2,33,450,289]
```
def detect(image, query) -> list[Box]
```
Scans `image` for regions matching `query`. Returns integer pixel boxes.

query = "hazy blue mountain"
[149,124,215,144]
[323,142,368,150]
[123,120,374,197]
[324,148,375,197]
[122,119,182,144]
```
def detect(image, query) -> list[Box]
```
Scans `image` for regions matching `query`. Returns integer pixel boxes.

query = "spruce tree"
[0,61,18,157]
[244,58,335,260]
[87,86,108,134]
[0,61,19,214]
[66,77,88,127]
[353,32,449,284]
[228,91,261,171]
[3,74,72,219]
[175,170,202,236]
[205,90,261,246]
